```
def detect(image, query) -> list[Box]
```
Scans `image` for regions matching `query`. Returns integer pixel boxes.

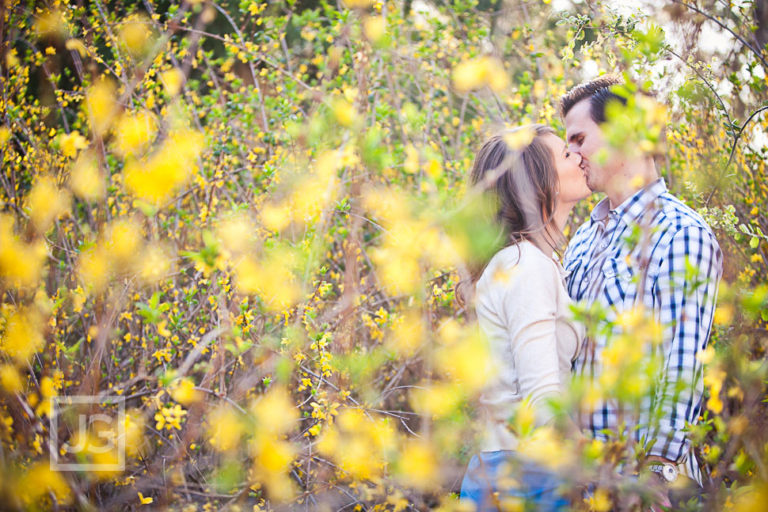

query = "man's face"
[564,98,611,193]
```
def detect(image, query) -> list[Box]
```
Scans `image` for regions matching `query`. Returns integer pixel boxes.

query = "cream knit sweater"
[474,240,584,451]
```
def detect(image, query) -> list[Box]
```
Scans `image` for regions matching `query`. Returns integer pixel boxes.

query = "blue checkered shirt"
[564,178,722,484]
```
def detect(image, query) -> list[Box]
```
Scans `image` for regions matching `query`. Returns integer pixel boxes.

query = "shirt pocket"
[601,257,638,306]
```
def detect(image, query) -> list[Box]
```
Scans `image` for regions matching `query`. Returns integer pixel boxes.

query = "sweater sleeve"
[493,250,563,426]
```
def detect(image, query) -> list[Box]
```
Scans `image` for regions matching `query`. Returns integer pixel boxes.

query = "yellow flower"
[331,98,357,127]
[65,38,87,57]
[584,488,612,512]
[0,306,46,364]
[112,110,156,157]
[0,364,23,392]
[16,463,72,507]
[0,126,10,146]
[397,440,438,490]
[59,130,88,158]
[170,377,202,405]
[403,145,420,174]
[138,492,153,505]
[207,403,244,452]
[259,202,292,232]
[34,9,69,39]
[235,252,300,312]
[118,15,154,58]
[124,409,147,457]
[363,16,386,43]
[704,367,726,414]
[85,77,118,137]
[76,243,111,294]
[69,151,105,201]
[34,376,57,417]
[160,68,185,96]
[123,129,204,205]
[341,0,374,8]
[26,175,72,234]
[434,329,493,391]
[104,217,143,266]
[503,126,536,150]
[409,382,463,418]
[250,434,297,501]
[386,310,424,355]
[251,386,298,435]
[215,212,254,255]
[452,56,508,93]
[0,213,48,289]
[154,404,187,431]
[132,242,173,285]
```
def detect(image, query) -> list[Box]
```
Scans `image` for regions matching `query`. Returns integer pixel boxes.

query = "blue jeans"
[459,451,569,511]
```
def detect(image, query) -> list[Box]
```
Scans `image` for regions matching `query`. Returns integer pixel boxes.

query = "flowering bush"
[0,0,767,510]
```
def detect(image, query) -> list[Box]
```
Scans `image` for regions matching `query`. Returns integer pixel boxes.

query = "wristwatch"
[647,462,679,483]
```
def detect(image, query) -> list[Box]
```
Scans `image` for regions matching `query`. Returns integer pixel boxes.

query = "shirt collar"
[589,178,667,226]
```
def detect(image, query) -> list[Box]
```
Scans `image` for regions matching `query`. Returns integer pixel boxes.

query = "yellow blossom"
[104,217,143,266]
[77,243,111,294]
[85,77,118,137]
[397,440,438,490]
[331,98,357,127]
[154,404,187,431]
[160,68,185,96]
[26,175,72,233]
[118,14,154,58]
[341,0,374,8]
[251,386,298,434]
[170,377,202,405]
[59,130,88,158]
[124,409,147,457]
[0,126,10,146]
[235,252,300,312]
[207,403,244,452]
[132,242,173,285]
[503,126,536,150]
[0,213,48,289]
[123,129,204,205]
[34,9,69,39]
[65,38,87,57]
[112,110,156,157]
[16,463,72,507]
[0,306,46,364]
[363,16,386,43]
[0,364,23,392]
[69,151,105,201]
[452,56,509,93]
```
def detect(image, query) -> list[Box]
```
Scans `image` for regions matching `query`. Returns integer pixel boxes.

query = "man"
[560,76,723,493]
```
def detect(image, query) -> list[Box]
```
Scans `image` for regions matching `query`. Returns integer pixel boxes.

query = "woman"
[456,125,591,511]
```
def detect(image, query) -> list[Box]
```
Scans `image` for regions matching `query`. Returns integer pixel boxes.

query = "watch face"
[662,464,678,482]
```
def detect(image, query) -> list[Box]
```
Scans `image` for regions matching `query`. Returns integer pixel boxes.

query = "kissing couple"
[456,76,723,511]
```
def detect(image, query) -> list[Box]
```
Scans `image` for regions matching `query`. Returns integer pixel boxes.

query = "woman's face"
[542,132,591,205]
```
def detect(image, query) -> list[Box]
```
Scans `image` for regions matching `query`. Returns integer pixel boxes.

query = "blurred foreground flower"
[452,56,509,93]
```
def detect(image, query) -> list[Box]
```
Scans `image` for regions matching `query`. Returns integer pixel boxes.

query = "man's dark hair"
[559,75,627,123]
